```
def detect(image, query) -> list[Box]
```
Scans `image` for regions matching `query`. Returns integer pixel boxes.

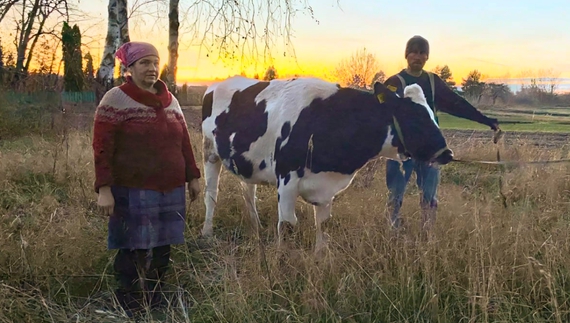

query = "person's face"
[128,55,159,88]
[406,46,428,72]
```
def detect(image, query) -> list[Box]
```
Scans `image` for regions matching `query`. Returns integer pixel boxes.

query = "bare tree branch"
[5,0,69,85]
[25,0,69,72]
[0,0,19,24]
[15,0,42,76]
[131,0,321,72]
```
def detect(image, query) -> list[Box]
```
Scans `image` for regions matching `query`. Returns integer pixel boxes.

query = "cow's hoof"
[201,227,213,238]
[314,234,330,258]
[314,243,329,260]
[277,221,296,246]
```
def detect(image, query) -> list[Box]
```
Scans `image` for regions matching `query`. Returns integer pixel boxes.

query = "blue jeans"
[385,159,440,228]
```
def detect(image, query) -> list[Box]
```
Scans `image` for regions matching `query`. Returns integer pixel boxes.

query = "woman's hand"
[188,179,201,202]
[97,186,115,216]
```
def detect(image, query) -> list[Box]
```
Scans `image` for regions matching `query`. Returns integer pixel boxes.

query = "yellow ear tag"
[387,85,397,92]
[376,93,385,103]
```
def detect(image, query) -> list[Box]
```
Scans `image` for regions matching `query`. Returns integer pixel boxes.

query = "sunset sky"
[20,0,570,85]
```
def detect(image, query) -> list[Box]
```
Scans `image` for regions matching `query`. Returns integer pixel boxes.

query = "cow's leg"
[277,172,299,248]
[240,182,262,235]
[314,201,332,256]
[201,138,222,237]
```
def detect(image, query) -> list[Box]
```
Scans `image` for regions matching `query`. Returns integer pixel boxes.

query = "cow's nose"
[434,148,453,165]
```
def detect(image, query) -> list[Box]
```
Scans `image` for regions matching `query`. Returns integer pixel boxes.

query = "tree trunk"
[117,0,130,80]
[9,0,69,88]
[14,0,41,85]
[23,12,49,73]
[96,0,119,104]
[167,0,179,95]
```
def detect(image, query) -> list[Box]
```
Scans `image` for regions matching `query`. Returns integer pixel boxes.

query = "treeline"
[453,68,568,107]
[0,22,96,93]
[2,38,569,108]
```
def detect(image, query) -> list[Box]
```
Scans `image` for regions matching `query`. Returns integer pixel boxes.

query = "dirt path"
[443,129,569,149]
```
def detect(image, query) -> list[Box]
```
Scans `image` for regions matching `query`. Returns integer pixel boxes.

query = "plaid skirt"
[108,185,186,250]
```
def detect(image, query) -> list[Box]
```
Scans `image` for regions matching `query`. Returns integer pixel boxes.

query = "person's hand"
[97,186,115,216]
[488,117,500,130]
[489,119,503,144]
[188,179,200,202]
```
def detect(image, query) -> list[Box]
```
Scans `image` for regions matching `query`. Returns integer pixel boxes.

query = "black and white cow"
[200,75,453,252]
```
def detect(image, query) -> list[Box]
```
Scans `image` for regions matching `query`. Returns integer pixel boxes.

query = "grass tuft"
[2,122,570,322]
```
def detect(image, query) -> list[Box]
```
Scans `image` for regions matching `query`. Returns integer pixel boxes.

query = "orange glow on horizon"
[174,60,523,86]
[3,0,568,90]
[4,28,567,88]
[174,55,340,85]
[169,42,559,86]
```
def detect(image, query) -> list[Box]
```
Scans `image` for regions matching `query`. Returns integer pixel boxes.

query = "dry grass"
[2,127,570,323]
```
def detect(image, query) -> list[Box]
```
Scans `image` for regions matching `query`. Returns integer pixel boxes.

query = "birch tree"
[167,0,179,94]
[95,0,132,99]
[117,0,130,78]
[96,0,119,100]
[161,0,319,91]
[97,0,320,100]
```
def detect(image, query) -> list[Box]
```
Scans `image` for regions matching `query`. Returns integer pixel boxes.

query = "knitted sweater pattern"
[92,80,201,193]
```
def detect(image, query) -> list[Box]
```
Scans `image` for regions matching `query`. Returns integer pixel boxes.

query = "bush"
[0,91,60,140]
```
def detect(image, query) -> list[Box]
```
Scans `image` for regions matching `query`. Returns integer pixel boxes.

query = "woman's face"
[128,55,159,88]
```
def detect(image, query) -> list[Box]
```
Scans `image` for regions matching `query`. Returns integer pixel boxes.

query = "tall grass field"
[2,103,570,322]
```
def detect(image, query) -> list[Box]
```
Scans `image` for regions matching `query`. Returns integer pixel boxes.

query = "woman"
[92,41,201,315]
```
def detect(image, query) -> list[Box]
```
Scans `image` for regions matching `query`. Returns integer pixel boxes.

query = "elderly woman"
[92,41,201,315]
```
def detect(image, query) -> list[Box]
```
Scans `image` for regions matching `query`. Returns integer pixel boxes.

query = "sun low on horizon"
[165,48,340,85]
[40,0,570,86]
[136,37,570,88]
[170,1,567,84]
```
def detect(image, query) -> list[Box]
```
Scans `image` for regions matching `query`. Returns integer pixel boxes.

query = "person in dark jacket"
[384,35,500,231]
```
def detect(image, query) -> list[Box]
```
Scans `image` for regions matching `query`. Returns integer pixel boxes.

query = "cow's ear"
[373,81,385,94]
[374,82,397,103]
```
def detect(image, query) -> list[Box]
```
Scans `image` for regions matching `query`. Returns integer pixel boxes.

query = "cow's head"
[373,82,453,165]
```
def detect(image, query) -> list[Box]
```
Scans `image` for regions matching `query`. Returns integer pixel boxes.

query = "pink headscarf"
[115,41,159,67]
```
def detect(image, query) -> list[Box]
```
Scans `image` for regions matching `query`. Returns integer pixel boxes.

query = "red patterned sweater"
[92,78,201,193]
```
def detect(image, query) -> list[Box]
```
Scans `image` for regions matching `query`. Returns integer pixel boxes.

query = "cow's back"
[204,76,340,122]
[201,76,341,184]
[202,76,259,127]
[257,77,340,130]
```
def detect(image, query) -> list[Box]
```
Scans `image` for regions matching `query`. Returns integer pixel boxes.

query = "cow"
[200,75,453,253]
